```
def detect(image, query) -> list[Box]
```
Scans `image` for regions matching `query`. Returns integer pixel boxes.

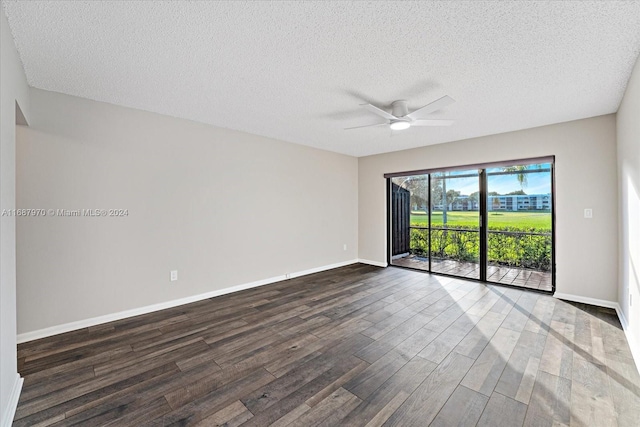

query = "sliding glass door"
[486,163,553,291]
[389,158,555,292]
[430,170,481,279]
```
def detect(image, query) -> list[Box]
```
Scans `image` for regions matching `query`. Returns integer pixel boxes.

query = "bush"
[409,225,551,271]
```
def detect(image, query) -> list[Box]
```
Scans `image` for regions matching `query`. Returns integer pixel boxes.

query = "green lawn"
[410,211,551,230]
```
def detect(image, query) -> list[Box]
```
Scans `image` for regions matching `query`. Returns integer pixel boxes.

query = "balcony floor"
[392,254,552,292]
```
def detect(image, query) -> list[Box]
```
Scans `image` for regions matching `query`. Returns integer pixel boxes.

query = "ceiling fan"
[345,95,455,131]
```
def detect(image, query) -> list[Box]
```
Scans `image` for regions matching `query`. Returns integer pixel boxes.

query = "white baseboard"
[358,258,388,268]
[289,259,358,279]
[612,303,640,375]
[616,304,629,329]
[554,292,640,374]
[1,374,23,427]
[552,292,619,310]
[17,259,359,344]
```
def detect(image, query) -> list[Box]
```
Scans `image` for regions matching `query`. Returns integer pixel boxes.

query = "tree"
[404,176,428,212]
[502,165,529,188]
[502,164,542,189]
[430,176,450,224]
[492,196,501,211]
[506,190,527,195]
[446,189,461,209]
[468,191,479,211]
[430,178,443,209]
[431,174,461,225]
[392,176,429,213]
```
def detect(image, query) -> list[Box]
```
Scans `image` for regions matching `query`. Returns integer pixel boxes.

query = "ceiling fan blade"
[344,122,388,130]
[361,103,397,120]
[406,95,455,120]
[411,119,454,126]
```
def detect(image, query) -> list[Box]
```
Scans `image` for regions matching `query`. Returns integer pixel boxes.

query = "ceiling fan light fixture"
[390,120,411,131]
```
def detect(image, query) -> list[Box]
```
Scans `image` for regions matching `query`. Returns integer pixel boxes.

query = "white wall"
[617,55,640,364]
[16,88,358,335]
[0,10,30,426]
[359,115,618,302]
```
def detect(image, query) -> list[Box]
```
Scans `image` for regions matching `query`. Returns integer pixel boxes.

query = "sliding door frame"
[479,168,488,283]
[386,156,556,294]
[551,162,557,293]
[428,174,432,272]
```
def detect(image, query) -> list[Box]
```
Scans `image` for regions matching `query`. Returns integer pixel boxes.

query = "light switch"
[584,209,592,219]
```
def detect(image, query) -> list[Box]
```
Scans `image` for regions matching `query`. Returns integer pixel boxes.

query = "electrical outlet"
[584,208,593,219]
[343,244,347,251]
[170,270,178,281]
[285,273,291,279]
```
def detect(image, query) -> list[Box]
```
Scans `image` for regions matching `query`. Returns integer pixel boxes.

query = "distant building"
[433,194,551,211]
[489,194,551,211]
[433,195,478,211]
[451,195,478,211]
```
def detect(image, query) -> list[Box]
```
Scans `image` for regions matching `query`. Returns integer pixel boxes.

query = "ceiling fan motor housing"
[391,100,409,117]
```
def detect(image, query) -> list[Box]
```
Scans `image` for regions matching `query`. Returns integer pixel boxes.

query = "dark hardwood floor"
[14,264,640,426]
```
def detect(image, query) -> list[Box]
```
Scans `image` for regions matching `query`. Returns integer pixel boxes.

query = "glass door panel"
[486,163,553,290]
[390,175,429,271]
[430,170,481,279]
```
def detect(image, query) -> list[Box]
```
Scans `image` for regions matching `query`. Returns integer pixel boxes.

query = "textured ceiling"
[3,1,640,157]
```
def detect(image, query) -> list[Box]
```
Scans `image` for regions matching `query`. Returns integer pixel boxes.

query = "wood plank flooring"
[14,264,640,426]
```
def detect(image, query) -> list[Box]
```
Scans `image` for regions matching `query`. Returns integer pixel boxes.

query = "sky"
[453,172,552,195]
[395,164,552,196]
